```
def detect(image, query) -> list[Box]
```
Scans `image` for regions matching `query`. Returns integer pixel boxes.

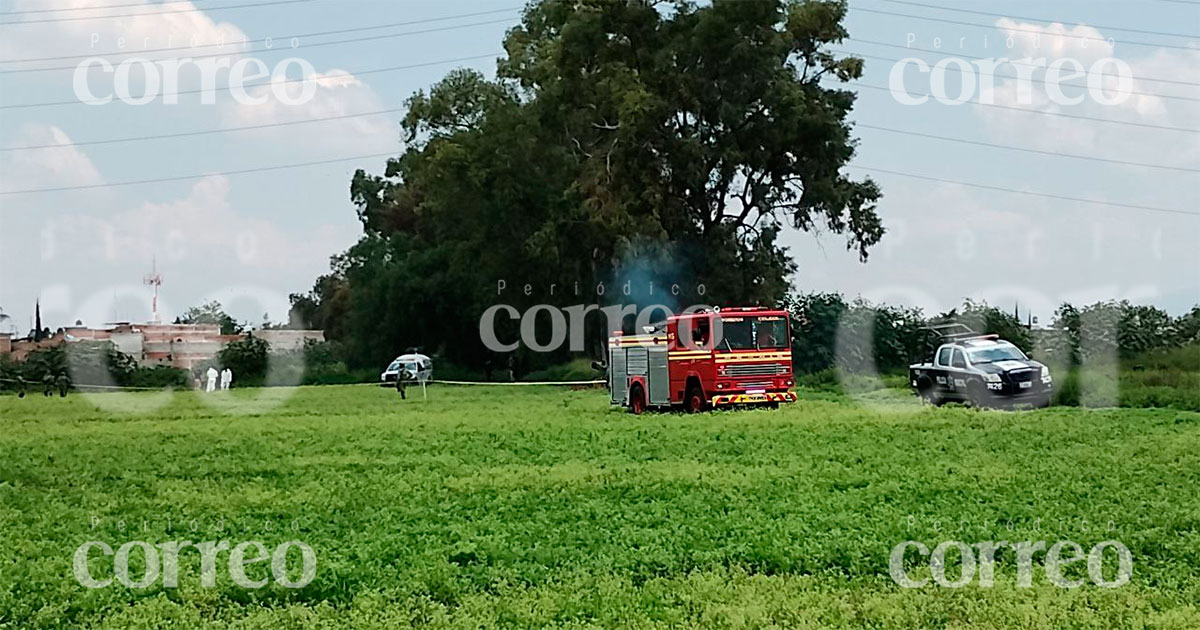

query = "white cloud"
[979,19,1200,162]
[1,0,248,61]
[51,174,347,270]
[221,68,399,154]
[0,124,106,194]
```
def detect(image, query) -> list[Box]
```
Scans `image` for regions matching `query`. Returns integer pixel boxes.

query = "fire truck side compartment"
[610,346,627,405]
[648,347,669,405]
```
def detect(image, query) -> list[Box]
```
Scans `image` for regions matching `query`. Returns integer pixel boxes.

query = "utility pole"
[144,258,164,324]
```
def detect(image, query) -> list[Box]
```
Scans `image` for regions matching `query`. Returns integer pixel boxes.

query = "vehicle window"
[714,316,788,351]
[755,317,789,349]
[680,317,710,350]
[936,347,952,366]
[717,318,754,350]
[966,345,1028,363]
[951,349,967,369]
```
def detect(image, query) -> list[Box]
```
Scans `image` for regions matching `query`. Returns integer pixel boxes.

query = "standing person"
[205,366,219,393]
[43,372,54,397]
[222,368,233,390]
[395,365,411,400]
[56,373,70,398]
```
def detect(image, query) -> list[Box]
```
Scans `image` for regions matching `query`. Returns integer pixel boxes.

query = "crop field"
[1,385,1199,629]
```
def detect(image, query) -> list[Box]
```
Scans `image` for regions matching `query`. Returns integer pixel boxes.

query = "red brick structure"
[0,323,324,370]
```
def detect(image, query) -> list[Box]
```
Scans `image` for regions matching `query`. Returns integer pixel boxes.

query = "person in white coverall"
[222,368,233,390]
[206,366,219,393]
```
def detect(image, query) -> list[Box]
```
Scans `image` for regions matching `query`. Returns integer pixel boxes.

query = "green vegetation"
[1,385,1198,628]
[290,0,882,370]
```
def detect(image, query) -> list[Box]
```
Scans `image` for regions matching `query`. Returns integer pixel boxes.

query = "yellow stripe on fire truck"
[714,352,791,362]
[710,392,797,405]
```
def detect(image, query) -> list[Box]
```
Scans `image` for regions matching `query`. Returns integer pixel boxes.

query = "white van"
[380,353,433,386]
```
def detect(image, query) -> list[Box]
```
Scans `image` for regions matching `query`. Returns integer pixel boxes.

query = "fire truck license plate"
[747,389,766,395]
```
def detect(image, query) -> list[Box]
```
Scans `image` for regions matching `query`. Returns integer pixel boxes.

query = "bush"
[523,358,602,382]
[127,365,190,389]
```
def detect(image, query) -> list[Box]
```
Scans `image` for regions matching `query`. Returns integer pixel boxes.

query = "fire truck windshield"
[716,316,788,351]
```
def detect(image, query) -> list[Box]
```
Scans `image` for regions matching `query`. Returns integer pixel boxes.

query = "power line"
[847,37,1200,87]
[835,48,1200,103]
[5,145,1188,220]
[0,16,519,75]
[872,0,1199,39]
[853,124,1200,173]
[851,6,1199,51]
[0,6,521,65]
[0,151,398,196]
[0,0,216,15]
[846,165,1196,217]
[832,80,1200,133]
[1,0,317,25]
[0,52,500,109]
[5,93,1196,176]
[0,107,406,152]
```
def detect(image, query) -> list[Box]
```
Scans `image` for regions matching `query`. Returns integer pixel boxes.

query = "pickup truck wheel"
[916,377,939,405]
[968,381,992,408]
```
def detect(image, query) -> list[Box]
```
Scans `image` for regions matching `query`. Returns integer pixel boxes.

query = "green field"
[1,385,1199,629]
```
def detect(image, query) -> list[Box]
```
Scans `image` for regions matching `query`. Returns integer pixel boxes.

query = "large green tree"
[178,301,242,336]
[303,0,882,368]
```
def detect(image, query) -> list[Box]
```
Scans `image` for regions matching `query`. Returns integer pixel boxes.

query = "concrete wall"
[110,332,143,358]
[257,329,326,352]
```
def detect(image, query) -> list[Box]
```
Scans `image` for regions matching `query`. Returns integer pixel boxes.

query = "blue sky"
[0,0,1196,333]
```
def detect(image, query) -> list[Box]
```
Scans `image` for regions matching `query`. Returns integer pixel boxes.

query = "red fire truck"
[604,307,797,413]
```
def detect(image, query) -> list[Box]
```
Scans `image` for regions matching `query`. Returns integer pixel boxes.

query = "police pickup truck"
[909,326,1052,408]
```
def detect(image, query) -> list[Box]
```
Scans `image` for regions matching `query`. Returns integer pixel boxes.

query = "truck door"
[948,347,970,396]
[670,315,710,402]
[934,346,954,396]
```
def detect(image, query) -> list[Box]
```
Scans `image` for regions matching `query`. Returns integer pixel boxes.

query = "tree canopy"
[178,301,242,336]
[297,0,881,368]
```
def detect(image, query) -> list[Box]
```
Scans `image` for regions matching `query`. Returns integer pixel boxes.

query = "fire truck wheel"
[628,384,646,415]
[684,385,706,413]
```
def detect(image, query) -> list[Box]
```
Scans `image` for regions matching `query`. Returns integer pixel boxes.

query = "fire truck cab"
[605,307,797,414]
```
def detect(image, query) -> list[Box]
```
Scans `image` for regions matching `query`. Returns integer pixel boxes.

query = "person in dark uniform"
[17,377,27,399]
[395,365,412,400]
[56,373,70,398]
[43,373,55,397]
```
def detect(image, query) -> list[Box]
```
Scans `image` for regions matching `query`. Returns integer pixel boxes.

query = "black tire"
[684,384,706,414]
[916,377,940,406]
[628,383,646,415]
[968,381,992,408]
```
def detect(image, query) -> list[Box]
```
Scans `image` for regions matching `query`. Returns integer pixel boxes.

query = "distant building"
[0,323,324,370]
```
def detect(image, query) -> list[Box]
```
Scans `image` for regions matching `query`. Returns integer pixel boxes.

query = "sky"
[0,0,1196,334]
